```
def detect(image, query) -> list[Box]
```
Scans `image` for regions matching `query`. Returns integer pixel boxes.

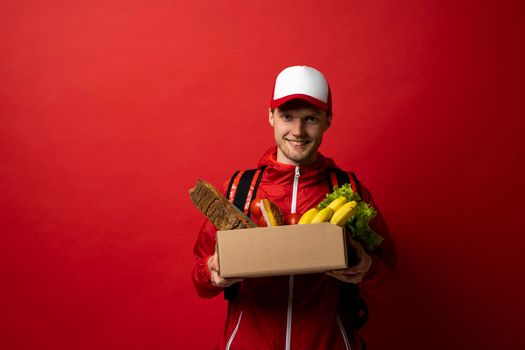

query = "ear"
[268,108,274,127]
[325,112,332,129]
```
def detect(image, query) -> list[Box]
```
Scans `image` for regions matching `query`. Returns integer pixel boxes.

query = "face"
[269,101,331,166]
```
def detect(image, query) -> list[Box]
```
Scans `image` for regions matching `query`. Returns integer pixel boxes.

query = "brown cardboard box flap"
[217,223,347,278]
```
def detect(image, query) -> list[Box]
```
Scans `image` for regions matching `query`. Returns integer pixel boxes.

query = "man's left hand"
[326,238,372,284]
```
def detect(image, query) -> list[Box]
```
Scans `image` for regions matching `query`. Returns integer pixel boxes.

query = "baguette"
[189,179,257,231]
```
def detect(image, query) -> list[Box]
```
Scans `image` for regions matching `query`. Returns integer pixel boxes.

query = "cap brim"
[270,94,330,112]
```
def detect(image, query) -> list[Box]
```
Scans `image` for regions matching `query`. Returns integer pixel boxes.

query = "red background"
[1,1,524,349]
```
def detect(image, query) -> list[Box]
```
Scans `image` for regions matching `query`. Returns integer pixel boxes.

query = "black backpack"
[224,166,369,332]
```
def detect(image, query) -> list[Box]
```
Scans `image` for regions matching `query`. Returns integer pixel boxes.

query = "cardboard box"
[217,223,348,278]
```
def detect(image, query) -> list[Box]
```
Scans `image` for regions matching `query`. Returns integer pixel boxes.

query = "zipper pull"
[291,166,301,214]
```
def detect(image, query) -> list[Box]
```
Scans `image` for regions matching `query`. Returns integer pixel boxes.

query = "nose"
[291,119,306,137]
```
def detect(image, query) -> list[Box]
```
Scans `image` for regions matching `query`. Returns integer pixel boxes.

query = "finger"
[210,271,220,286]
[212,274,228,287]
[326,271,347,282]
[331,273,353,283]
[326,271,344,282]
[325,271,337,278]
[331,268,360,275]
[355,254,372,273]
[348,264,366,274]
[217,278,243,288]
[207,254,217,270]
[340,274,363,283]
[327,270,365,283]
[225,278,243,286]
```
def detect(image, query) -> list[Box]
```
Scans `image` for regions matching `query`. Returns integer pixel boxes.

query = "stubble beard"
[278,138,319,165]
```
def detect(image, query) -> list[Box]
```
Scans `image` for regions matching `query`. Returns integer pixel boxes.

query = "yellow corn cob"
[330,201,358,226]
[298,208,319,224]
[327,196,348,212]
[310,207,334,223]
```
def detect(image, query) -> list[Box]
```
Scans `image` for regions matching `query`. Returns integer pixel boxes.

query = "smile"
[285,139,310,146]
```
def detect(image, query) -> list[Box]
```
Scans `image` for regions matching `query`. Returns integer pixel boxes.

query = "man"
[192,66,396,350]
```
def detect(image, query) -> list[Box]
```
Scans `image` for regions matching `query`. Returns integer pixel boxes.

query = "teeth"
[288,140,308,145]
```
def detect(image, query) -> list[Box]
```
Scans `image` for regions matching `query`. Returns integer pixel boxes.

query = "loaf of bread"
[189,179,257,231]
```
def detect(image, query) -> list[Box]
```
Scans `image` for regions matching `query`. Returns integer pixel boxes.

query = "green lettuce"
[317,184,383,252]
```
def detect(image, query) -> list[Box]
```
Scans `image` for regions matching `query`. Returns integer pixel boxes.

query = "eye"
[306,116,320,124]
[280,114,293,122]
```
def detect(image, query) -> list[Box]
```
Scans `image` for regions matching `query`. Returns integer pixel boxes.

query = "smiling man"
[269,66,332,166]
[192,66,396,350]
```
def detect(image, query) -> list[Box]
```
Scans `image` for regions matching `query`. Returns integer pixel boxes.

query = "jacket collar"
[257,146,337,182]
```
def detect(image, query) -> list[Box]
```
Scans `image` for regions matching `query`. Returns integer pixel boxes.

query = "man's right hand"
[207,248,243,288]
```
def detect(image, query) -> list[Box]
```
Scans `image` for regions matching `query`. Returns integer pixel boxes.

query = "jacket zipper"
[226,311,243,350]
[285,166,300,350]
[336,315,352,350]
[291,166,300,214]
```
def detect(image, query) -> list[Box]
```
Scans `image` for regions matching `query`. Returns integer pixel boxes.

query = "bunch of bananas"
[298,196,358,226]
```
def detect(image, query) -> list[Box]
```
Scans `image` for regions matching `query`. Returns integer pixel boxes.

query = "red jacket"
[192,147,396,350]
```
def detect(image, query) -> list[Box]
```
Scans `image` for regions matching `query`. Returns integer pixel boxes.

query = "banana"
[298,208,319,224]
[299,197,352,225]
[327,196,347,212]
[330,201,358,226]
[310,207,334,223]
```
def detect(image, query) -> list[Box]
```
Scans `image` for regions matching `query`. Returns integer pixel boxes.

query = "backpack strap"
[223,166,267,301]
[327,168,369,332]
[326,167,360,195]
[226,166,267,215]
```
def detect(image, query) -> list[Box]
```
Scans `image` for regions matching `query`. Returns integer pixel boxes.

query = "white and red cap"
[270,65,332,113]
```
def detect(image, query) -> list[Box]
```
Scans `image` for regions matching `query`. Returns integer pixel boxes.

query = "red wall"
[1,1,524,349]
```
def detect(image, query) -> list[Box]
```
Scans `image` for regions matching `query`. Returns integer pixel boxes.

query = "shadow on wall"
[363,249,501,349]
